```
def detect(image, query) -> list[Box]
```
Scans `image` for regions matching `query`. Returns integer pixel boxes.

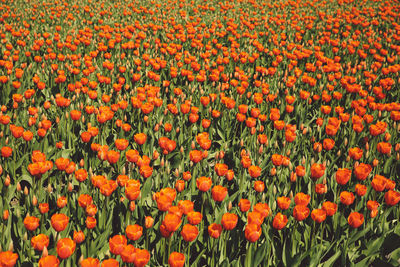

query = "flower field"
[1,0,400,266]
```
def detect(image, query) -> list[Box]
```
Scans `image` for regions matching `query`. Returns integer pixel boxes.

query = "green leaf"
[254,242,267,267]
[320,251,341,267]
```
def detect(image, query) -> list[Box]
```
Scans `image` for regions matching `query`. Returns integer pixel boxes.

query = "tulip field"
[1,0,400,266]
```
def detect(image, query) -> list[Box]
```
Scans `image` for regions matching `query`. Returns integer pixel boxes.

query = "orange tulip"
[221,213,238,230]
[168,252,185,267]
[39,255,59,267]
[208,223,223,238]
[311,209,327,223]
[348,212,364,228]
[57,238,76,259]
[272,212,288,230]
[293,205,310,221]
[24,216,40,231]
[31,234,49,251]
[181,224,199,242]
[245,223,262,242]
[109,235,127,255]
[211,185,228,202]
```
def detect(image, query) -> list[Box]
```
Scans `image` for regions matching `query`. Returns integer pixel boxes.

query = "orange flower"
[208,223,222,238]
[169,252,185,267]
[310,163,325,181]
[348,212,364,228]
[39,255,59,267]
[211,185,228,202]
[377,142,392,154]
[311,209,327,223]
[215,163,228,176]
[196,177,212,192]
[31,234,49,251]
[335,168,351,185]
[139,165,153,178]
[181,224,199,242]
[101,258,119,267]
[189,150,203,164]
[295,166,306,177]
[145,216,154,229]
[253,203,270,218]
[254,181,265,192]
[221,213,238,230]
[178,200,194,215]
[86,216,97,229]
[55,157,70,170]
[355,184,367,196]
[78,194,93,208]
[371,175,387,192]
[126,224,143,241]
[115,139,129,151]
[75,169,88,182]
[51,213,69,232]
[245,223,262,242]
[73,230,85,244]
[0,251,18,267]
[272,212,288,230]
[247,211,264,226]
[106,150,120,164]
[80,258,100,267]
[134,133,147,145]
[354,163,372,181]
[133,248,150,267]
[24,216,40,231]
[340,191,355,206]
[39,203,49,214]
[121,244,136,263]
[125,179,141,201]
[70,110,81,120]
[349,147,363,160]
[294,192,311,206]
[385,190,400,206]
[163,213,182,233]
[239,199,251,213]
[109,235,127,255]
[322,201,337,216]
[126,149,140,163]
[293,205,310,221]
[57,238,76,259]
[248,165,261,178]
[277,196,291,210]
[187,211,202,225]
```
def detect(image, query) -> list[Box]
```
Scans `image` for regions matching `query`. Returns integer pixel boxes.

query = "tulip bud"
[68,183,73,192]
[270,167,276,176]
[4,175,10,187]
[397,153,400,161]
[2,210,9,220]
[176,127,180,133]
[395,143,400,152]
[180,146,184,154]
[311,158,315,165]
[129,201,136,211]
[302,157,306,165]
[290,172,296,182]
[23,232,28,241]
[144,116,148,123]
[47,184,53,193]
[344,137,348,146]
[32,195,38,206]
[373,159,379,167]
[16,182,21,192]
[8,241,14,252]
[191,141,196,149]
[153,150,159,160]
[273,185,277,195]
[259,145,263,154]
[160,158,165,167]
[145,216,154,228]
[228,201,232,211]
[219,151,225,159]
[346,156,350,162]
[5,137,8,144]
